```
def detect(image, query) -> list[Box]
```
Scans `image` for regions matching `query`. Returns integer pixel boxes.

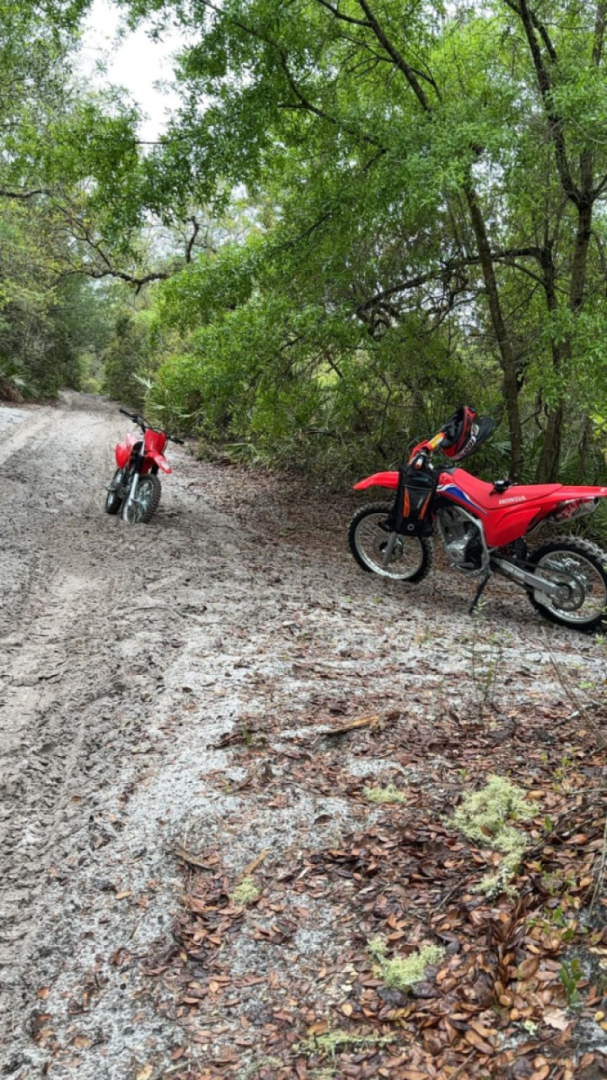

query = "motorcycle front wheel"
[121,474,162,524]
[528,536,607,631]
[348,502,433,582]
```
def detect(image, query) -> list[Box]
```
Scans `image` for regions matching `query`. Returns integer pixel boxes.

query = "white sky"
[78,0,185,140]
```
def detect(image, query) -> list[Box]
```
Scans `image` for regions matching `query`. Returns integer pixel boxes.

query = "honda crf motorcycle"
[349,407,607,631]
[105,410,184,524]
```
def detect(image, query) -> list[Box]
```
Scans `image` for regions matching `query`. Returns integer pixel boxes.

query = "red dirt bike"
[349,407,607,631]
[105,409,184,524]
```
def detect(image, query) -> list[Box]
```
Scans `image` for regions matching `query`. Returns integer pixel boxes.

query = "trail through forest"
[2,395,607,1080]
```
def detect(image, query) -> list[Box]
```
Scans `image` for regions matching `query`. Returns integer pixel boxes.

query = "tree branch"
[313,0,372,28]
[79,267,170,292]
[355,0,431,111]
[503,0,558,62]
[357,246,543,311]
[0,187,48,200]
[504,0,580,207]
[278,51,386,148]
[185,215,201,263]
[592,0,607,66]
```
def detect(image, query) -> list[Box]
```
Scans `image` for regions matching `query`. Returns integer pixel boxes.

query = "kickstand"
[469,570,491,615]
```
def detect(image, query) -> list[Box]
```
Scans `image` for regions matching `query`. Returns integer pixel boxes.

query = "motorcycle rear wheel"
[528,536,607,631]
[121,474,161,524]
[348,502,433,582]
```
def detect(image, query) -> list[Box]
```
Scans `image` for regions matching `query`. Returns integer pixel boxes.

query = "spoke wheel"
[121,474,161,524]
[528,536,607,631]
[348,501,433,582]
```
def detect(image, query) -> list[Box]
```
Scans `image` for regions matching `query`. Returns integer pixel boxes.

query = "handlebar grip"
[119,409,132,418]
[428,432,445,451]
[172,436,185,445]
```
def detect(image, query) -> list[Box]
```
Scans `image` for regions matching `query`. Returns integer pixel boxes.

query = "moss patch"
[368,935,445,991]
[363,783,407,804]
[230,875,261,904]
[450,775,535,896]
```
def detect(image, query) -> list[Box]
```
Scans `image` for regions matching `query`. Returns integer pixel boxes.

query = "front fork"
[123,457,142,517]
[382,531,398,568]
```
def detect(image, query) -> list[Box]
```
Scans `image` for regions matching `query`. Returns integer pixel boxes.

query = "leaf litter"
[133,466,607,1080]
[6,406,607,1080]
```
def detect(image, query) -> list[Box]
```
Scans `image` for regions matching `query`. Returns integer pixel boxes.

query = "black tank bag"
[389,460,438,536]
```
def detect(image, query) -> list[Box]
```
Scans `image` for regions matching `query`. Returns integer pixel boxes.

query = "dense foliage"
[105,0,607,482]
[3,0,607,484]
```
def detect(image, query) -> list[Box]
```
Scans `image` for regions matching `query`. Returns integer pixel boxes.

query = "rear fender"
[353,471,399,491]
[486,487,607,547]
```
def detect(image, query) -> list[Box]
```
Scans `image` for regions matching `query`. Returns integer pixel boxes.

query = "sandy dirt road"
[1,394,605,1079]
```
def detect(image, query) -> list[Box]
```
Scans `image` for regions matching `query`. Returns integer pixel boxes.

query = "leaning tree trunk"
[465,184,524,480]
[535,198,593,482]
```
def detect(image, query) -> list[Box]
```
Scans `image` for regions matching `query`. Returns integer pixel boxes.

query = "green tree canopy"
[107,0,607,480]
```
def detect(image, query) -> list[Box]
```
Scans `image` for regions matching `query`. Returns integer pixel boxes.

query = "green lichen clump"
[231,876,261,905]
[296,1030,395,1058]
[368,935,445,991]
[363,783,407,804]
[451,775,535,896]
[238,1057,283,1079]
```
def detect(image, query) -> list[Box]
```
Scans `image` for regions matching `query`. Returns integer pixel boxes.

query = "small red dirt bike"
[105,409,184,524]
[349,407,607,631]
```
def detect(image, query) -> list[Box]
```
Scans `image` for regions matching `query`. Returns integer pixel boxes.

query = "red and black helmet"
[441,406,495,461]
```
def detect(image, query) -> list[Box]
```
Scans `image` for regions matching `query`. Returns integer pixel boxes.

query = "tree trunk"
[464,184,523,480]
[533,197,591,481]
[536,403,563,483]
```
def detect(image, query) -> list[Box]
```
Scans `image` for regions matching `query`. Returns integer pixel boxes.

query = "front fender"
[353,470,399,491]
[146,451,172,475]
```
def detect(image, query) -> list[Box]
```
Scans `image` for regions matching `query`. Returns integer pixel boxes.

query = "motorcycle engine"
[436,507,484,571]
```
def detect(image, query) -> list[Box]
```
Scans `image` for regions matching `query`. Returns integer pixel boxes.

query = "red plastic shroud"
[115,429,172,475]
[353,467,607,548]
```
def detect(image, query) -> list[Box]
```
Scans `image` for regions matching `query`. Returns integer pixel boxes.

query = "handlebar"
[119,409,185,444]
[407,431,445,466]
[119,409,146,427]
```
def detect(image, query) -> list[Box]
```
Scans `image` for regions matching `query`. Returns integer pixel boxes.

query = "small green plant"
[231,876,261,904]
[559,957,583,1006]
[554,755,574,783]
[467,613,504,714]
[0,358,34,401]
[368,935,445,991]
[448,775,535,897]
[363,783,407,804]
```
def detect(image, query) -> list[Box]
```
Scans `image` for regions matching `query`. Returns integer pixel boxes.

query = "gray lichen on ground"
[449,774,535,896]
[368,935,446,991]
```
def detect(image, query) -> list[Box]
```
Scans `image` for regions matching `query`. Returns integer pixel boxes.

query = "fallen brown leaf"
[325,712,380,736]
[240,849,270,878]
[543,1007,569,1031]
